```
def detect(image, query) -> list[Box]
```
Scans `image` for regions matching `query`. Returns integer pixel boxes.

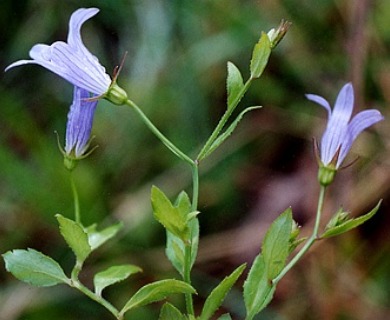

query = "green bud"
[325,207,349,230]
[105,83,128,106]
[318,165,337,186]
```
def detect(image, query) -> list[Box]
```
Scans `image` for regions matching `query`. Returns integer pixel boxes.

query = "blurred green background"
[1,0,389,319]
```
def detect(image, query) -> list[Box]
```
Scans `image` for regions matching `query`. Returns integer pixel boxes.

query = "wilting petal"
[65,86,98,157]
[5,8,111,95]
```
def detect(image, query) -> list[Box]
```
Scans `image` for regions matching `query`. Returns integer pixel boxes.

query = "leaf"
[2,249,69,287]
[217,314,233,320]
[226,62,244,110]
[151,186,191,240]
[120,279,196,316]
[86,222,123,251]
[321,200,381,238]
[250,33,271,79]
[56,214,91,263]
[262,208,292,279]
[158,302,186,320]
[199,264,246,320]
[94,264,142,296]
[243,254,275,320]
[204,106,261,159]
[166,218,199,277]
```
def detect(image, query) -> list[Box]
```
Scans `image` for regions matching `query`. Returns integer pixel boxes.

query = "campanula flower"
[65,86,98,159]
[5,8,111,96]
[306,83,383,185]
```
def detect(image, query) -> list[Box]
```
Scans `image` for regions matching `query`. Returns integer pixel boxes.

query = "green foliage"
[120,279,196,316]
[199,264,246,320]
[94,264,142,296]
[166,218,199,277]
[262,208,293,279]
[243,254,275,320]
[227,61,244,110]
[86,222,123,251]
[250,33,271,79]
[56,214,91,264]
[159,303,186,320]
[2,249,69,287]
[321,200,382,238]
[151,186,198,241]
[203,106,262,159]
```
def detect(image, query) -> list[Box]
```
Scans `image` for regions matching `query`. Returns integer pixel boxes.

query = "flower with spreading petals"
[61,86,98,171]
[5,8,111,96]
[306,83,383,184]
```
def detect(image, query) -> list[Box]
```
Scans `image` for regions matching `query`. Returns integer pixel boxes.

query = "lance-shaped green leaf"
[227,61,244,110]
[151,187,197,241]
[203,106,262,159]
[56,214,91,263]
[243,254,275,319]
[94,264,142,296]
[86,222,123,251]
[262,208,292,279]
[120,279,196,316]
[199,264,246,320]
[250,33,271,79]
[321,200,381,238]
[166,218,199,277]
[158,302,186,320]
[2,249,69,287]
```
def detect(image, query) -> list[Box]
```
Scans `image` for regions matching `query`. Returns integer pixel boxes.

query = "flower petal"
[320,83,354,165]
[65,86,98,157]
[337,109,384,166]
[5,8,111,95]
[305,94,331,116]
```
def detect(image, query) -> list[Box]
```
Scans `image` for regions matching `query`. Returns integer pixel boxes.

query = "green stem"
[272,185,326,285]
[182,161,199,315]
[70,172,81,225]
[125,99,193,165]
[197,78,253,161]
[71,278,121,319]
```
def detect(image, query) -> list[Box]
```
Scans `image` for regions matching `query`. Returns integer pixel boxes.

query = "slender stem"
[197,78,253,161]
[71,279,120,319]
[191,161,199,211]
[272,185,326,285]
[182,161,199,315]
[125,99,193,165]
[70,172,81,224]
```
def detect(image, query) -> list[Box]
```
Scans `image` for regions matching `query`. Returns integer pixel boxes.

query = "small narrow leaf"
[250,33,271,79]
[166,218,199,276]
[159,302,186,320]
[56,214,91,263]
[151,186,188,240]
[94,264,142,296]
[86,222,123,251]
[243,254,275,319]
[3,249,69,287]
[120,279,196,315]
[321,200,381,238]
[227,62,244,110]
[199,264,246,320]
[204,106,261,159]
[262,208,292,279]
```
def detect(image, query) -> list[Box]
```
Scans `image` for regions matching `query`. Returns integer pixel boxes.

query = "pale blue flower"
[5,8,111,95]
[306,82,383,168]
[65,86,98,158]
